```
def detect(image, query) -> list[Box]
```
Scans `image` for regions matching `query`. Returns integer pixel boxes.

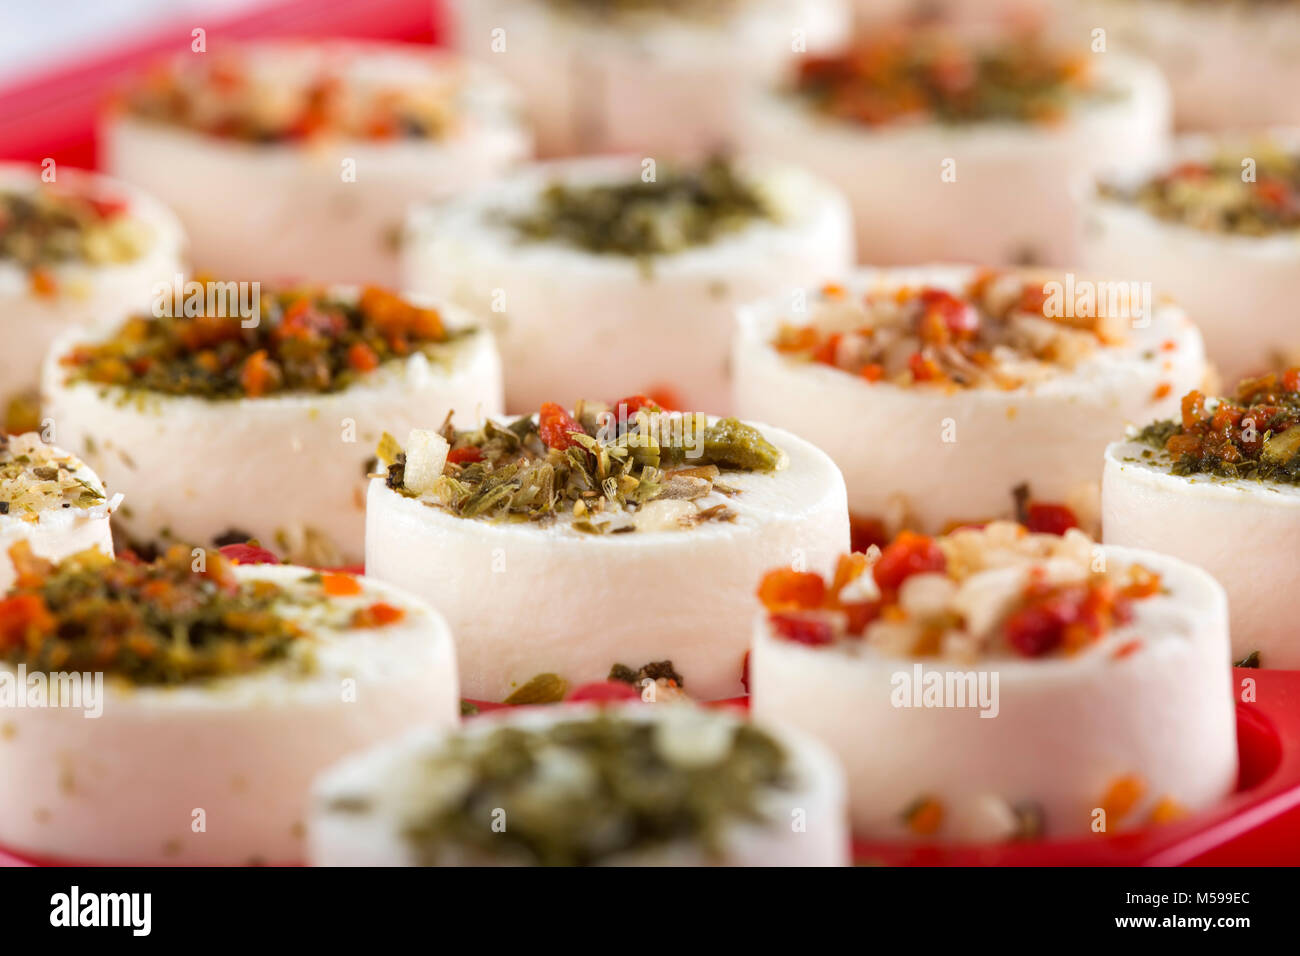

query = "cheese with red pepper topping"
[0,163,183,430]
[365,406,848,701]
[749,525,1237,840]
[742,28,1169,266]
[41,285,503,566]
[102,42,529,286]
[733,265,1206,536]
[1084,131,1300,383]
[0,556,457,864]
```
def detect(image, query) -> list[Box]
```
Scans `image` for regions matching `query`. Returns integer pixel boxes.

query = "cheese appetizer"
[448,0,850,157]
[102,41,529,286]
[0,163,183,433]
[364,397,850,701]
[0,433,118,594]
[1084,131,1300,383]
[403,155,852,414]
[1103,369,1300,668]
[0,546,457,864]
[1075,0,1300,130]
[309,702,848,866]
[42,284,502,566]
[749,523,1237,840]
[733,266,1205,546]
[743,27,1169,266]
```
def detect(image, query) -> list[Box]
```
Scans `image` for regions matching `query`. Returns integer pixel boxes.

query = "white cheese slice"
[101,43,530,286]
[0,565,458,865]
[308,702,849,866]
[749,544,1237,841]
[0,163,183,408]
[741,51,1170,267]
[1103,436,1300,668]
[402,155,854,415]
[733,264,1206,535]
[40,293,503,566]
[365,417,849,701]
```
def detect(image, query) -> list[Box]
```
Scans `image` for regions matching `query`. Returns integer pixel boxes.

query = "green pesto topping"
[1134,371,1300,484]
[0,545,302,685]
[1101,146,1300,236]
[504,157,775,260]
[0,434,105,517]
[59,285,466,400]
[378,399,786,531]
[387,713,790,866]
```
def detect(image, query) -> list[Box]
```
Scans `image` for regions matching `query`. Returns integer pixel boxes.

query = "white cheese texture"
[0,565,459,864]
[101,43,529,286]
[402,156,854,415]
[41,296,503,566]
[447,0,850,157]
[0,163,184,404]
[1103,437,1300,668]
[742,51,1170,267]
[1082,131,1300,385]
[365,419,850,701]
[749,544,1237,840]
[732,265,1206,534]
[308,702,849,866]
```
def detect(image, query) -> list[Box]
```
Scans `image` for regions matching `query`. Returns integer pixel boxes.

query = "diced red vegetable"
[769,613,835,646]
[1023,502,1079,536]
[872,531,946,592]
[538,402,585,451]
[217,543,280,565]
[567,681,642,703]
[757,569,827,611]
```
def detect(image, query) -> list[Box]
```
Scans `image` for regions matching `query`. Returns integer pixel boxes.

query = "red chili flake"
[1152,382,1171,400]
[1003,603,1066,657]
[769,612,835,646]
[908,351,942,383]
[29,268,58,298]
[239,350,276,398]
[1112,639,1142,659]
[756,568,827,611]
[217,543,280,565]
[0,593,55,650]
[538,402,585,451]
[610,394,659,416]
[446,446,484,465]
[567,681,642,703]
[812,332,843,366]
[920,287,979,338]
[872,531,946,592]
[860,363,884,383]
[1023,502,1079,536]
[321,572,362,597]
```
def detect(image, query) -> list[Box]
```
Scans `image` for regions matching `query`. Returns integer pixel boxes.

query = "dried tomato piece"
[446,446,484,465]
[217,543,280,565]
[756,568,827,611]
[352,602,405,628]
[1003,603,1066,657]
[538,402,586,451]
[567,681,642,703]
[610,394,659,416]
[769,612,834,646]
[1023,502,1078,536]
[872,531,946,592]
[346,342,380,372]
[0,593,55,649]
[321,572,362,597]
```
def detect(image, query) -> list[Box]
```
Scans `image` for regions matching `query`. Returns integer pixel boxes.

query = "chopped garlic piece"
[403,429,449,495]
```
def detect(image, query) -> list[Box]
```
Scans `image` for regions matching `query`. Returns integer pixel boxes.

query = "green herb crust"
[1134,370,1300,484]
[383,713,791,865]
[378,399,786,530]
[504,157,775,260]
[59,285,467,400]
[1,187,146,277]
[0,434,105,517]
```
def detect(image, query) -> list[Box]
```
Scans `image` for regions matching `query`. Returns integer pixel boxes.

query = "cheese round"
[41,288,503,566]
[365,414,849,701]
[1103,437,1300,668]
[101,42,529,286]
[0,562,458,865]
[403,156,853,415]
[447,0,850,157]
[1082,130,1300,384]
[0,434,117,594]
[309,702,848,866]
[0,163,184,421]
[749,533,1237,841]
[1075,0,1300,131]
[732,265,1206,536]
[743,41,1169,266]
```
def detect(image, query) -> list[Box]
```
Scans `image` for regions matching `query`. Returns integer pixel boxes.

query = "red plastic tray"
[1,0,1297,866]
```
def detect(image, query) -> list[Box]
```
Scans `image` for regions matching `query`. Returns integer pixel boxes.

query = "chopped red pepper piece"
[538,402,585,451]
[446,446,484,465]
[769,612,835,646]
[872,531,946,592]
[1023,502,1079,536]
[756,568,827,611]
[0,593,56,650]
